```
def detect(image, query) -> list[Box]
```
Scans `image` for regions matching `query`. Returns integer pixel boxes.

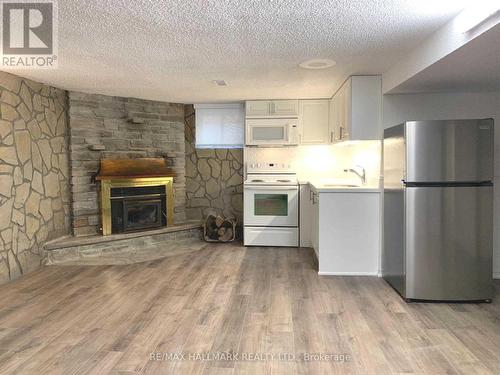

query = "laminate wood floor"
[0,244,499,374]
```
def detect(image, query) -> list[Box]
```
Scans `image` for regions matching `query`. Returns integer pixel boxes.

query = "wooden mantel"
[95,158,175,180]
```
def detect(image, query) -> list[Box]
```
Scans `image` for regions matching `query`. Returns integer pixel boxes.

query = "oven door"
[244,185,298,226]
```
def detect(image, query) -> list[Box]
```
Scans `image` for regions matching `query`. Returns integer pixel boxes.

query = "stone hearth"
[45,222,203,265]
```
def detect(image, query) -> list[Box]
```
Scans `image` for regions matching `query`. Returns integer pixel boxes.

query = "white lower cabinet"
[311,193,319,259]
[299,184,312,247]
[300,185,381,275]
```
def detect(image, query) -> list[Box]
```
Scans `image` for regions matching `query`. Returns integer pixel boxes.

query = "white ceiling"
[7,0,470,103]
[388,23,500,94]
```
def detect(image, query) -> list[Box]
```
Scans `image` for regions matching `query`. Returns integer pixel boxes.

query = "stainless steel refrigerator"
[383,119,494,302]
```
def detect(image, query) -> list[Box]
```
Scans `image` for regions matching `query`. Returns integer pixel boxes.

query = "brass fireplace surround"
[95,158,175,235]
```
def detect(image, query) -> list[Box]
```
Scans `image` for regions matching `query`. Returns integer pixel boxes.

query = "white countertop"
[299,180,381,193]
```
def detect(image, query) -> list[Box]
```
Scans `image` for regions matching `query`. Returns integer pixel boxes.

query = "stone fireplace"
[68,92,186,236]
[95,158,175,235]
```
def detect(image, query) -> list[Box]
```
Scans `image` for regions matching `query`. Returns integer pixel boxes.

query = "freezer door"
[405,186,493,301]
[406,119,493,183]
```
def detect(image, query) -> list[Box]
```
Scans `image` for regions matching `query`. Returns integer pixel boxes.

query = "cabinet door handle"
[270,102,275,114]
[309,190,313,201]
[340,126,343,139]
[330,131,334,143]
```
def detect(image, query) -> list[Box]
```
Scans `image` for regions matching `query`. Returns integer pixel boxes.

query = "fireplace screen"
[124,199,162,231]
[110,185,167,233]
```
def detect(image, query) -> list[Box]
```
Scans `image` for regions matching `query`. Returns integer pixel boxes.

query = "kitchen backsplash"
[244,141,382,188]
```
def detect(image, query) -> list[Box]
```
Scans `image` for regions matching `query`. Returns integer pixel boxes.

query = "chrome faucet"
[344,165,366,185]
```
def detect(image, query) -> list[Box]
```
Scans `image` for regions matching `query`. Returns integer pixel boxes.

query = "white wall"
[383,10,500,93]
[383,91,500,278]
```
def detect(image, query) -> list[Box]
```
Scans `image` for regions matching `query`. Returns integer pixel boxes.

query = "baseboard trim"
[318,271,379,276]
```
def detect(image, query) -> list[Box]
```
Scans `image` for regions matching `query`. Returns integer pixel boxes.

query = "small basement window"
[194,103,244,149]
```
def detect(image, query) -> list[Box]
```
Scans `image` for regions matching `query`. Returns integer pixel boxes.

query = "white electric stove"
[243,163,299,247]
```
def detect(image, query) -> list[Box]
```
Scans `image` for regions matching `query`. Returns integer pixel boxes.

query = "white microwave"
[245,118,299,146]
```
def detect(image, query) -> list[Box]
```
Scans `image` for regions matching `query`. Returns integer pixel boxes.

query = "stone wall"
[0,72,71,283]
[184,105,243,224]
[68,92,186,236]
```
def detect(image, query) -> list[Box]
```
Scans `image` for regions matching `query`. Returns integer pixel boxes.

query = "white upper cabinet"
[245,100,299,118]
[329,91,343,143]
[245,77,380,144]
[328,97,336,143]
[245,101,270,117]
[299,100,330,144]
[271,100,299,117]
[331,75,381,142]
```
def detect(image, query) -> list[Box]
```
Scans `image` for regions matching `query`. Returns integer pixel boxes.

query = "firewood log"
[219,227,233,242]
[204,213,236,242]
[215,216,224,228]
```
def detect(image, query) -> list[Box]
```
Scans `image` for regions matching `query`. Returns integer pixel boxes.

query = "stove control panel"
[247,162,294,174]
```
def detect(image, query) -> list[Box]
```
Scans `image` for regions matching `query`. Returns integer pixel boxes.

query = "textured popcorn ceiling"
[10,0,468,103]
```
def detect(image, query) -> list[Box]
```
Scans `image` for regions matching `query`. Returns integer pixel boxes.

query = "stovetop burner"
[244,174,298,186]
[244,162,298,186]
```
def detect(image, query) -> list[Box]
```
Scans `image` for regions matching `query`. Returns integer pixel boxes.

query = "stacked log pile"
[203,214,236,242]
